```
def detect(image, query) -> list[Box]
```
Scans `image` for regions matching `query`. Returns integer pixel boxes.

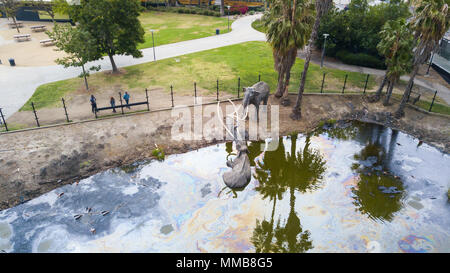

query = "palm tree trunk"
[220,0,224,16]
[280,48,297,106]
[275,66,286,97]
[291,0,332,120]
[370,73,388,102]
[394,65,419,118]
[383,79,394,106]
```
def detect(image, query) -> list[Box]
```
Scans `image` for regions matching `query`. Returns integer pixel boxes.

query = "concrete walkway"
[0,14,264,119]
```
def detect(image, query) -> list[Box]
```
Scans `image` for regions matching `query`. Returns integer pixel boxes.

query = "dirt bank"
[0,93,449,210]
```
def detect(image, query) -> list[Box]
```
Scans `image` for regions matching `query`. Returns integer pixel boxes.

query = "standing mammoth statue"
[243,81,270,120]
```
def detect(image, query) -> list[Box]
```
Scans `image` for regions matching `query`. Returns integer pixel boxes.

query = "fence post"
[429,90,437,112]
[118,92,124,115]
[194,82,197,104]
[145,88,150,111]
[320,73,326,93]
[363,74,369,94]
[0,108,8,132]
[61,98,69,123]
[258,74,261,82]
[31,102,40,127]
[342,74,348,94]
[171,85,174,107]
[237,77,240,98]
[216,79,219,101]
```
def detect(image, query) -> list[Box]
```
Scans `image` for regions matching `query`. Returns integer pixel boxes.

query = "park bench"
[8,22,23,29]
[40,38,55,46]
[30,25,47,32]
[13,34,31,42]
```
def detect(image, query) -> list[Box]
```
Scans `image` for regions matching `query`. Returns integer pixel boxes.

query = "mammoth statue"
[243,81,270,119]
[217,100,252,193]
[222,128,251,189]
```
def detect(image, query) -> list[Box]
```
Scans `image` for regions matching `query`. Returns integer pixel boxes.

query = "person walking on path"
[110,97,116,113]
[90,95,97,113]
[123,92,130,109]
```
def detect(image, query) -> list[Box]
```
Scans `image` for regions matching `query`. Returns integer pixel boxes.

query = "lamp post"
[321,33,329,68]
[227,6,230,31]
[149,29,156,61]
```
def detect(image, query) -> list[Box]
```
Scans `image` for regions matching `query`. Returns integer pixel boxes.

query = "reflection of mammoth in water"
[223,137,251,189]
[351,129,405,222]
[251,134,326,252]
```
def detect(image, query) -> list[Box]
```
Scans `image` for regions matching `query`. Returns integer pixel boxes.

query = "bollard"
[31,102,40,127]
[62,98,69,123]
[342,74,348,94]
[0,108,8,131]
[118,91,124,115]
[237,77,240,98]
[145,88,150,111]
[320,73,326,93]
[170,85,174,107]
[194,82,197,104]
[363,74,369,94]
[429,90,437,112]
[216,79,219,101]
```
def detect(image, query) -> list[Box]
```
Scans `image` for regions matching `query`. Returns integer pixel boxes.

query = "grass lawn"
[22,41,377,111]
[251,19,266,33]
[138,11,232,49]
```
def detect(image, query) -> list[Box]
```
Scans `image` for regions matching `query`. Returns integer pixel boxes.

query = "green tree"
[291,0,332,120]
[315,0,410,68]
[47,24,102,90]
[262,0,315,106]
[1,0,22,33]
[73,0,145,73]
[374,19,414,105]
[395,0,450,118]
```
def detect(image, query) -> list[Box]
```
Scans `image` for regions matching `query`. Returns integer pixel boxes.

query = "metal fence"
[0,72,444,133]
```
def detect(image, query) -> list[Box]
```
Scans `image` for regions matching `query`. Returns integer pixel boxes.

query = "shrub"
[249,11,255,15]
[230,4,248,15]
[336,50,386,69]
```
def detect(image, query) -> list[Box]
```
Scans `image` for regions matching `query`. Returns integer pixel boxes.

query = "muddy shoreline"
[0,94,449,211]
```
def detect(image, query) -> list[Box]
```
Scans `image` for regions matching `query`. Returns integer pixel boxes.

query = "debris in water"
[86,207,92,213]
[396,143,401,146]
[57,192,64,198]
[90,228,96,234]
[101,211,109,216]
[417,140,423,147]
[74,214,82,220]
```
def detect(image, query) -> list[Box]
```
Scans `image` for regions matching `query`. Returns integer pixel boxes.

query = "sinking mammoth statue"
[217,100,252,191]
[243,81,270,119]
[223,129,252,189]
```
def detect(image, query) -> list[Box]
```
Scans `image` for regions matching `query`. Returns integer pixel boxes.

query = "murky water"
[1,121,449,253]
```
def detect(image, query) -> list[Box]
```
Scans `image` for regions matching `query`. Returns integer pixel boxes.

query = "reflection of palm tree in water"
[352,126,404,222]
[251,134,326,253]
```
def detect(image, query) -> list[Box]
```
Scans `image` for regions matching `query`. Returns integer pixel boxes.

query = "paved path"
[298,50,450,104]
[0,14,264,119]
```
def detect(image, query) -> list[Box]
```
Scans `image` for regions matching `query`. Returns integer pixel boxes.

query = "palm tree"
[290,0,333,120]
[262,0,315,106]
[251,134,326,252]
[376,19,414,106]
[395,0,450,118]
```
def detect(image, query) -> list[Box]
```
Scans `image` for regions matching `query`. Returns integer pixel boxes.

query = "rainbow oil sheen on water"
[0,121,449,253]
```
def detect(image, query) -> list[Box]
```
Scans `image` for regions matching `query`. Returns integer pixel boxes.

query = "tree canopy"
[72,0,145,73]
